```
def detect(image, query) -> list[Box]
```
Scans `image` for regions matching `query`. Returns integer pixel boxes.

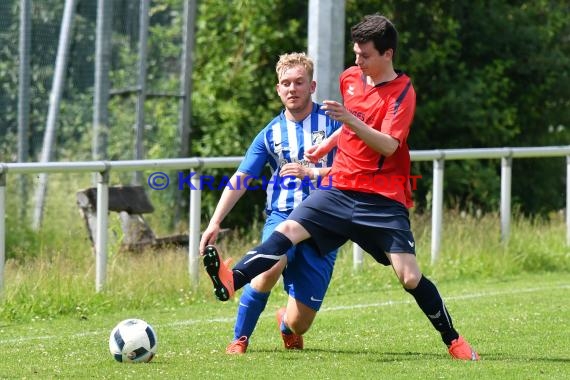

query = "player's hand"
[279,163,310,180]
[199,224,220,255]
[322,100,352,124]
[305,144,327,163]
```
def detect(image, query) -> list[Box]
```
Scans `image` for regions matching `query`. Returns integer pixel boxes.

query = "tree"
[188,0,308,225]
[344,0,570,214]
[1,0,568,225]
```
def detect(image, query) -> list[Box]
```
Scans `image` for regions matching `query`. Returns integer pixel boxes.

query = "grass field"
[1,272,568,379]
[2,176,570,378]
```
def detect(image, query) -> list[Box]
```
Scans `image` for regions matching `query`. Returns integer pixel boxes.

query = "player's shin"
[232,231,293,289]
[233,285,270,339]
[405,275,459,345]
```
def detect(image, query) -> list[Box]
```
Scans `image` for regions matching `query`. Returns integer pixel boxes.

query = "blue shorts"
[263,210,337,311]
[288,187,416,266]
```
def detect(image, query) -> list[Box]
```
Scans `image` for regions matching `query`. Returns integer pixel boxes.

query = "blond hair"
[275,52,314,80]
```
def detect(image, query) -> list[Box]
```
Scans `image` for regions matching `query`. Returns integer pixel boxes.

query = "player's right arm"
[199,171,253,254]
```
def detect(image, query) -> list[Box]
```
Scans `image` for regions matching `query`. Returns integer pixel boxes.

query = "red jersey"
[326,66,416,208]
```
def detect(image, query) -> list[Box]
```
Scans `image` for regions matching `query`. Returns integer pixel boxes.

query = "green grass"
[0,273,568,379]
[2,210,569,323]
[1,174,570,378]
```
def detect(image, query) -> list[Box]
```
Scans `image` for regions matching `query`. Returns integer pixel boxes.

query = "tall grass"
[1,173,569,323]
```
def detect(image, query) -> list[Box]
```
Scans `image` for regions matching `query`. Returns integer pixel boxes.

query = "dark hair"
[351,14,398,56]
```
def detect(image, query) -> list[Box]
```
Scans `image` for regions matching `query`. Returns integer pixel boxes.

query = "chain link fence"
[0,0,191,228]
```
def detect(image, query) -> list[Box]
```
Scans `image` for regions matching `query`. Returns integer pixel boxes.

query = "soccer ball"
[109,318,157,363]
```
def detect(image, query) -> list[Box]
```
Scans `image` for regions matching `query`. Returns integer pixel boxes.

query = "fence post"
[500,156,512,243]
[0,172,5,293]
[308,0,345,104]
[92,0,112,165]
[431,158,445,264]
[567,156,570,246]
[188,170,202,289]
[95,168,110,292]
[353,243,363,271]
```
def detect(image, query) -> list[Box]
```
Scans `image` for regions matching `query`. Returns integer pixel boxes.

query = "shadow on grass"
[249,347,443,361]
[248,348,570,364]
[474,353,570,364]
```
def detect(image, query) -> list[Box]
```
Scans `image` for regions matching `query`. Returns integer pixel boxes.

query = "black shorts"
[288,187,416,266]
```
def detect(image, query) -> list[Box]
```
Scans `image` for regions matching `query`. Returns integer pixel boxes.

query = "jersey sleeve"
[237,129,268,177]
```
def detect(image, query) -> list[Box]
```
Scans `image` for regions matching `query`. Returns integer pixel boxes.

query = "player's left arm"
[321,100,398,157]
[322,94,414,157]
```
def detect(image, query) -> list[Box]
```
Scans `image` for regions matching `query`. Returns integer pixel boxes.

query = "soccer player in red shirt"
[203,14,479,361]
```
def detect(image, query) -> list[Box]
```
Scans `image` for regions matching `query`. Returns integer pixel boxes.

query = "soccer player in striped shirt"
[203,14,480,361]
[199,52,341,354]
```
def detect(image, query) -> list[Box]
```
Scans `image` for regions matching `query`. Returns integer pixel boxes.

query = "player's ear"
[310,80,316,94]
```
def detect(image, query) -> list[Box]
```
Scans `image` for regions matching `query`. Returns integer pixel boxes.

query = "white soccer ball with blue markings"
[109,318,157,363]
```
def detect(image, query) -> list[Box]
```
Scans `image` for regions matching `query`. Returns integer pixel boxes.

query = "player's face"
[276,66,315,115]
[353,41,392,78]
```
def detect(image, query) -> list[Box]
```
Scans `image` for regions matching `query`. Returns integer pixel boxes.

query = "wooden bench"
[76,185,188,252]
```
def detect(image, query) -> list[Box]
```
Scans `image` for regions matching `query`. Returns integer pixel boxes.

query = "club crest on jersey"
[311,131,325,145]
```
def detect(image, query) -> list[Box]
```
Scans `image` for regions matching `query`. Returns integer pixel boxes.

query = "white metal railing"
[1,146,569,292]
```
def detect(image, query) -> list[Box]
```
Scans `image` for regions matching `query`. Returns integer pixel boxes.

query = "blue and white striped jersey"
[238,103,341,212]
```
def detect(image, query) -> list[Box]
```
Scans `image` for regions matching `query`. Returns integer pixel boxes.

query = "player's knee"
[399,272,421,289]
[275,220,308,243]
[285,307,316,335]
[287,316,311,335]
[275,220,296,235]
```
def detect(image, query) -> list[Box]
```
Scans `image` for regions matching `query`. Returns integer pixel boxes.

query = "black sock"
[405,275,459,346]
[232,231,293,290]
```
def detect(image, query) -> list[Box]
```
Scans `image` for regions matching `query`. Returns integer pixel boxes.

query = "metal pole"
[500,156,512,244]
[353,243,363,271]
[93,0,113,165]
[174,0,197,226]
[566,156,570,247]
[32,0,77,230]
[0,173,5,293]
[188,172,201,289]
[18,0,31,220]
[308,0,347,265]
[431,159,445,264]
[133,0,150,185]
[308,0,345,103]
[179,0,196,159]
[95,170,110,292]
